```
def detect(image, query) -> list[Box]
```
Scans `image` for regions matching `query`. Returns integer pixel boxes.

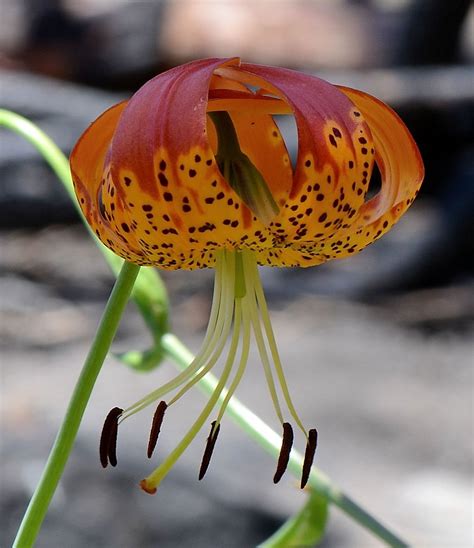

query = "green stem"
[161,333,408,548]
[13,261,140,548]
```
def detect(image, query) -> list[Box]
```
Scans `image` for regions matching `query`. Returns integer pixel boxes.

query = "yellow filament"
[243,252,285,425]
[214,297,251,428]
[247,251,307,436]
[166,251,236,406]
[143,299,243,490]
[120,250,231,421]
[119,248,308,492]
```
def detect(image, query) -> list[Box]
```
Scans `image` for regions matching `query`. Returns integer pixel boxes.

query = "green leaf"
[114,345,166,372]
[258,491,329,548]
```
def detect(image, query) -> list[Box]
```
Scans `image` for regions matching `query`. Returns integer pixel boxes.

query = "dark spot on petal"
[158,173,168,187]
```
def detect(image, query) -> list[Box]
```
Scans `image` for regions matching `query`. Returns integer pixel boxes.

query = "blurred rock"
[0,70,123,226]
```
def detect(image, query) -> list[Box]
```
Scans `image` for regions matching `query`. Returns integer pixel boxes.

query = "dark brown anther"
[198,421,220,480]
[273,422,294,484]
[108,417,119,467]
[300,428,318,489]
[99,407,123,468]
[147,401,168,458]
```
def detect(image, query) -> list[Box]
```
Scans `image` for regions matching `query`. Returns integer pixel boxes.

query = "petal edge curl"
[316,87,425,260]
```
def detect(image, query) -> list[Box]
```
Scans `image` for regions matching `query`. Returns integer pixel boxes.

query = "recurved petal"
[70,101,125,221]
[316,87,425,260]
[109,58,237,198]
[98,58,281,268]
[208,74,293,211]
[220,63,375,245]
[70,101,151,264]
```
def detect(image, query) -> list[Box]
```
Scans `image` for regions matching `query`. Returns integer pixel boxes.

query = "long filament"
[120,250,231,421]
[214,297,251,427]
[142,299,243,489]
[243,252,285,425]
[166,251,236,405]
[108,247,311,492]
[247,251,307,436]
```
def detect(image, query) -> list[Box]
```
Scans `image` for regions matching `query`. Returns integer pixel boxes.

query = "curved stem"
[161,333,408,548]
[13,261,140,548]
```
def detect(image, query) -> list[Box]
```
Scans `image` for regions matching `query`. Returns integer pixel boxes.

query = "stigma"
[101,249,318,493]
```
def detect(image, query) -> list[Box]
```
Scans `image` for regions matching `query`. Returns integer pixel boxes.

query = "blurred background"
[1,1,473,546]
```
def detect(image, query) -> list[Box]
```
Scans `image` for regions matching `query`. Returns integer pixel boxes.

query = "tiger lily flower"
[70,57,424,494]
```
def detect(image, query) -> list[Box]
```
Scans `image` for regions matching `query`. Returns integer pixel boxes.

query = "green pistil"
[209,111,279,225]
[234,251,246,299]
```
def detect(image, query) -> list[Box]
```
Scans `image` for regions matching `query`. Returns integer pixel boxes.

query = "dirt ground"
[1,222,472,547]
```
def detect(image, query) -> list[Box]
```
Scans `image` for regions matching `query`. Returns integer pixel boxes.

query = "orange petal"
[208,95,291,116]
[313,87,425,260]
[225,64,376,249]
[338,86,424,219]
[77,58,277,269]
[70,101,126,220]
[109,58,239,200]
[208,74,292,209]
[70,101,150,264]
